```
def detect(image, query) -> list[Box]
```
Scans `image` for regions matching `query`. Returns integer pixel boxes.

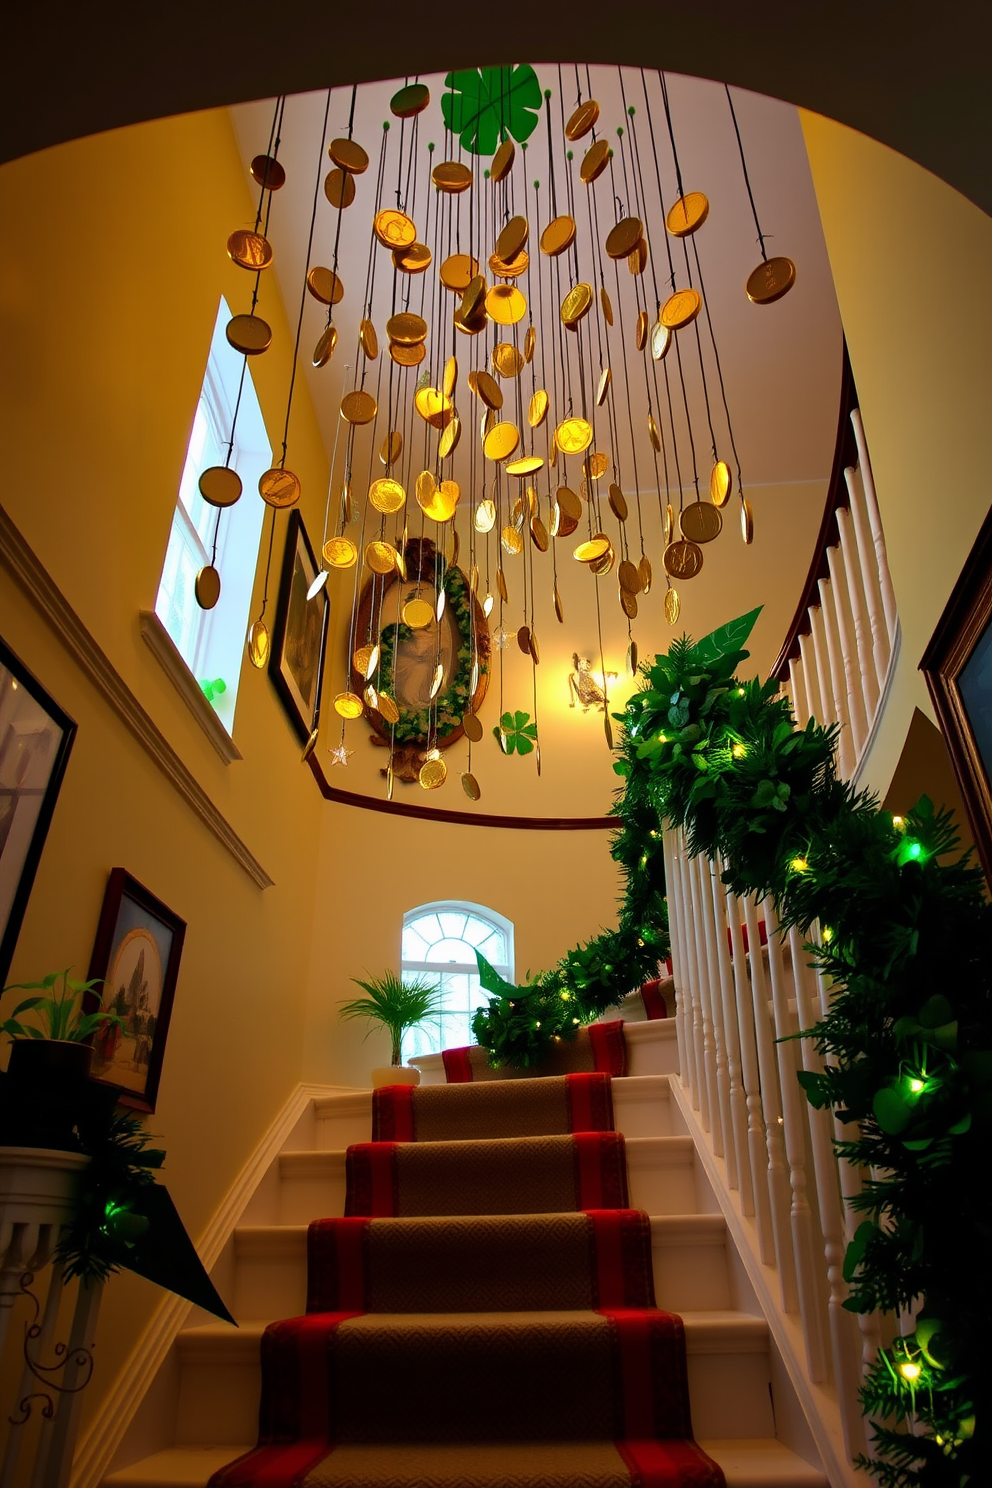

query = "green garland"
[377,562,483,744]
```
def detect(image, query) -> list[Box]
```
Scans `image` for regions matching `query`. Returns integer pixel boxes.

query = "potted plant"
[0,969,123,1149]
[338,972,446,1088]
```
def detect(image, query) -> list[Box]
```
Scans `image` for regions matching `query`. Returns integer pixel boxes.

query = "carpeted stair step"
[440,1021,627,1083]
[306,1210,655,1313]
[345,1132,629,1217]
[372,1071,615,1142]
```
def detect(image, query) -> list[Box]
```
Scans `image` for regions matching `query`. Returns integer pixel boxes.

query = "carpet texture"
[441,1022,627,1083]
[210,1069,726,1488]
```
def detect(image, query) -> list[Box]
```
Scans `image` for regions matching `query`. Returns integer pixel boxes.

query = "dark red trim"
[616,1438,727,1487]
[371,1085,415,1142]
[640,980,668,1020]
[574,1131,629,1209]
[566,1072,615,1133]
[307,1218,368,1313]
[344,1144,397,1217]
[588,1210,656,1308]
[442,1047,474,1083]
[588,1020,628,1077]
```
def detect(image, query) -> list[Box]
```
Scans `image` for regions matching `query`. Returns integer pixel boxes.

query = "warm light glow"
[821,926,833,943]
[909,1077,925,1094]
[736,687,745,696]
[892,815,905,831]
[790,856,808,873]
[899,1361,921,1383]
[732,743,747,758]
[559,991,571,1001]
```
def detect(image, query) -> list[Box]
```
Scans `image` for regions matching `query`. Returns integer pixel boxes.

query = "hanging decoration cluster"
[475,606,991,1485]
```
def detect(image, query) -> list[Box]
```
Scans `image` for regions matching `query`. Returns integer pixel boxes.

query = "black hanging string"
[725,85,768,261]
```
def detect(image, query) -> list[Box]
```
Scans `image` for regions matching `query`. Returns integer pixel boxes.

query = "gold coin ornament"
[665,504,675,544]
[647,414,662,452]
[421,480,460,523]
[368,477,406,514]
[414,387,452,428]
[556,418,594,455]
[432,160,473,193]
[664,538,704,579]
[483,422,521,463]
[360,318,378,359]
[474,498,497,533]
[600,286,614,326]
[198,466,242,509]
[402,597,435,629]
[530,516,549,552]
[666,192,710,237]
[312,323,338,368]
[226,313,271,355]
[475,370,503,410]
[587,450,608,479]
[528,389,549,428]
[496,568,509,603]
[334,691,365,719]
[390,82,430,119]
[741,497,755,544]
[390,342,426,367]
[324,168,356,209]
[340,389,377,425]
[463,712,484,743]
[580,139,611,184]
[491,138,515,182]
[365,540,398,574]
[680,500,724,543]
[502,525,523,556]
[540,215,576,257]
[329,138,369,175]
[605,217,643,261]
[561,282,593,326]
[523,326,536,363]
[461,275,487,321]
[639,554,653,594]
[493,342,524,379]
[247,619,269,668]
[596,367,612,406]
[746,255,797,305]
[553,583,564,623]
[194,565,221,610]
[486,284,526,325]
[323,536,358,569]
[711,460,732,507]
[419,756,447,790]
[651,321,672,361]
[394,242,432,275]
[628,238,649,276]
[227,229,273,271]
[626,639,639,677]
[565,99,600,141]
[258,467,301,508]
[440,253,479,292]
[574,536,611,565]
[250,154,286,191]
[353,644,379,678]
[441,355,458,398]
[461,771,481,801]
[386,312,428,345]
[608,484,628,521]
[307,266,344,305]
[438,415,462,459]
[635,310,649,351]
[665,586,681,625]
[374,209,416,249]
[620,589,638,620]
[495,216,529,262]
[380,429,402,467]
[660,288,702,330]
[378,693,400,724]
[506,454,544,478]
[618,558,641,595]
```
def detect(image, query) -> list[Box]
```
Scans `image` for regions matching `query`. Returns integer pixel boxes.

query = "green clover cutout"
[441,65,543,156]
[494,710,538,756]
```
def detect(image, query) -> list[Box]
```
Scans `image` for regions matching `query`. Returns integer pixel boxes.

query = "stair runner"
[209,1070,725,1488]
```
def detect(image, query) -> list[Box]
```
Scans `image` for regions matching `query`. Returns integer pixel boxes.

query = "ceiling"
[228,66,843,819]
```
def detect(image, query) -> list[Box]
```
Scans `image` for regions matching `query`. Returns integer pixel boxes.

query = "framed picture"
[0,637,77,986]
[268,510,330,745]
[84,869,186,1113]
[921,503,992,882]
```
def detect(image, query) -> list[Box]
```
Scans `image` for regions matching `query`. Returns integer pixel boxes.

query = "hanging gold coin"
[199,466,242,509]
[365,540,398,574]
[639,554,653,593]
[665,504,675,544]
[620,588,638,620]
[438,415,461,459]
[523,326,536,363]
[580,139,611,184]
[248,619,269,668]
[516,624,530,656]
[414,387,452,428]
[608,484,628,521]
[442,355,458,397]
[461,275,488,321]
[475,498,497,533]
[312,323,338,368]
[496,568,509,603]
[664,539,704,579]
[415,468,436,506]
[493,342,524,378]
[635,310,649,351]
[491,138,515,182]
[486,284,526,325]
[307,267,344,305]
[529,630,541,664]
[590,546,616,576]
[374,208,417,249]
[393,242,432,275]
[741,497,754,544]
[561,282,593,326]
[369,477,406,514]
[390,342,425,367]
[463,712,484,742]
[574,537,611,565]
[746,256,796,304]
[227,229,273,270]
[540,215,577,257]
[324,168,356,208]
[651,321,672,361]
[226,314,271,355]
[475,370,503,409]
[647,414,662,452]
[606,217,643,260]
[626,639,639,677]
[506,455,544,478]
[194,565,220,610]
[586,451,608,479]
[390,81,430,118]
[432,160,473,193]
[665,586,681,625]
[329,138,369,174]
[378,693,400,725]
[666,192,710,237]
[440,253,479,292]
[353,644,380,679]
[258,467,301,508]
[680,500,723,543]
[660,288,702,330]
[618,558,641,594]
[323,536,358,569]
[600,286,614,326]
[565,99,600,140]
[402,597,434,629]
[362,685,378,714]
[488,246,528,278]
[461,771,481,801]
[484,422,521,462]
[250,154,285,191]
[386,312,428,345]
[556,486,583,524]
[628,239,649,276]
[553,583,564,623]
[334,691,365,719]
[530,516,549,552]
[528,389,549,428]
[711,460,732,507]
[501,526,524,556]
[556,417,594,455]
[340,389,377,425]
[596,367,612,407]
[495,216,529,262]
[379,430,402,467]
[360,318,378,359]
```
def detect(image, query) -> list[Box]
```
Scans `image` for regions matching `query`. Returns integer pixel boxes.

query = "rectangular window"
[155,299,271,735]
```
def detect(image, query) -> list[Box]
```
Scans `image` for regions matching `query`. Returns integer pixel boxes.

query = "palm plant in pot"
[0,969,123,1149]
[339,972,446,1088]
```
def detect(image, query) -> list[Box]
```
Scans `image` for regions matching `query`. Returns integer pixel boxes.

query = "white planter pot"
[371,1066,421,1089]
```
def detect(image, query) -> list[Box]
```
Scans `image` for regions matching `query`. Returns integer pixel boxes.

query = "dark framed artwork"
[0,637,77,986]
[921,503,992,882]
[84,869,186,1113]
[268,510,330,745]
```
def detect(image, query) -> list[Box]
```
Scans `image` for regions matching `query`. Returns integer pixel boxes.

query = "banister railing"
[770,345,899,781]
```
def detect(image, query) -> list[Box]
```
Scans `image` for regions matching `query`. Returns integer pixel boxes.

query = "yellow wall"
[801,111,992,798]
[0,108,330,1431]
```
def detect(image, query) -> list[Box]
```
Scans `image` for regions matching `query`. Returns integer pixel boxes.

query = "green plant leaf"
[440,65,543,155]
[692,607,763,670]
[496,709,538,756]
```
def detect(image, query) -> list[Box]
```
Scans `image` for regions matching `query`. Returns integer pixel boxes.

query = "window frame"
[401,900,515,1057]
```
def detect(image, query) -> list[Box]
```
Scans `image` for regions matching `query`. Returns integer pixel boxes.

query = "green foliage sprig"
[377,562,482,744]
[339,971,446,1066]
[57,1103,163,1282]
[1,968,122,1044]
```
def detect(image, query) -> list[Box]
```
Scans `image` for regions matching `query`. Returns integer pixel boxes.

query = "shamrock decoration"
[441,66,543,156]
[494,710,538,756]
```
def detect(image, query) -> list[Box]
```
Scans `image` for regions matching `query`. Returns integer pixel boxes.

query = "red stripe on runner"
[639,980,668,1020]
[307,1218,368,1313]
[602,1308,656,1438]
[567,1072,613,1132]
[588,1020,628,1076]
[442,1046,474,1083]
[616,1438,726,1487]
[208,1441,334,1488]
[344,1144,397,1217]
[589,1209,627,1306]
[372,1085,415,1142]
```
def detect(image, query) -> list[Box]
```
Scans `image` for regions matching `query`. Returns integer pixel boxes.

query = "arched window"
[401,901,514,1060]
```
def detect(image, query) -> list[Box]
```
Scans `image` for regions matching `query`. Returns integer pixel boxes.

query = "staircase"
[102,1027,828,1488]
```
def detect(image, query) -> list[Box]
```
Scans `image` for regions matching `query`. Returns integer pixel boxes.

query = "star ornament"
[493,625,514,651]
[328,741,354,767]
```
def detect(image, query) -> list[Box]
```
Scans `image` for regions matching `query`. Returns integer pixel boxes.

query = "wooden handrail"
[769,343,860,682]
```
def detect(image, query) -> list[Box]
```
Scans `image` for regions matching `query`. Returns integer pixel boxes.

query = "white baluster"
[835,505,879,726]
[799,630,825,727]
[850,409,897,642]
[826,542,868,756]
[686,850,719,1144]
[673,830,705,1109]
[742,896,799,1311]
[808,606,838,736]
[817,579,855,779]
[692,855,731,1170]
[663,830,692,1098]
[788,656,809,727]
[704,857,750,1197]
[724,876,773,1253]
[843,464,890,693]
